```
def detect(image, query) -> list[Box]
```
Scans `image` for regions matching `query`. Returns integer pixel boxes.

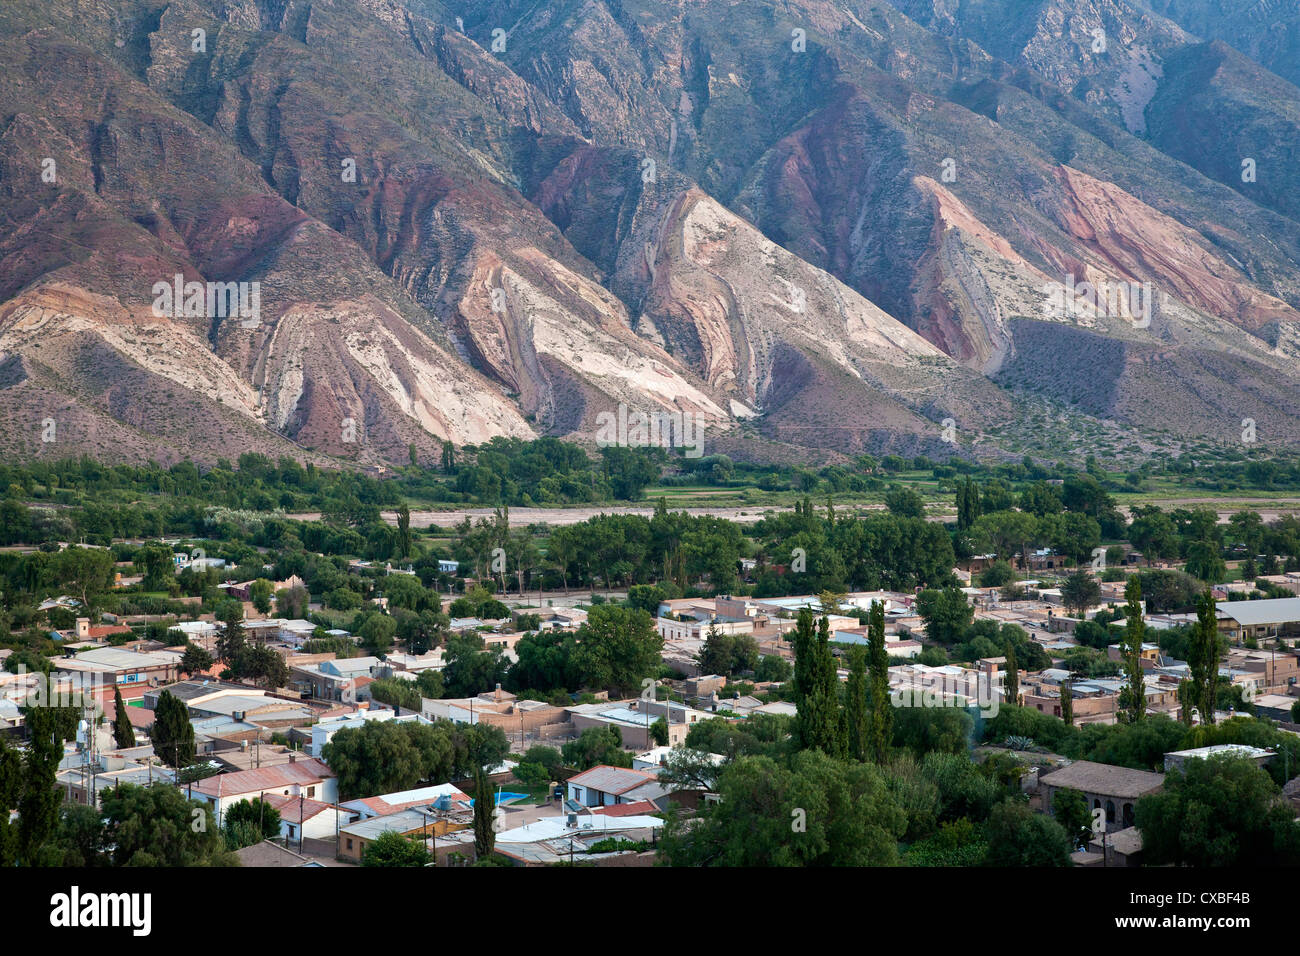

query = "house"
[278,619,318,645]
[1251,693,1299,722]
[183,691,315,729]
[174,553,226,571]
[486,812,665,866]
[188,756,338,822]
[290,656,381,701]
[420,688,567,737]
[309,709,429,757]
[235,839,318,867]
[565,765,663,807]
[171,620,219,643]
[1216,597,1300,644]
[340,782,472,820]
[567,700,707,749]
[1040,760,1164,829]
[38,596,81,613]
[1083,826,1145,867]
[655,616,754,643]
[259,791,349,844]
[0,699,23,734]
[1163,744,1274,774]
[337,806,470,864]
[67,618,132,642]
[54,646,181,688]
[56,759,176,807]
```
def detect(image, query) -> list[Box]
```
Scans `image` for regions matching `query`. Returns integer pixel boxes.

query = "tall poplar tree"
[396,503,412,559]
[1060,678,1073,726]
[113,685,136,749]
[0,737,19,866]
[844,645,869,762]
[867,600,893,764]
[793,610,843,755]
[473,767,496,859]
[1189,589,1221,725]
[18,708,62,865]
[1121,577,1146,723]
[1003,640,1019,707]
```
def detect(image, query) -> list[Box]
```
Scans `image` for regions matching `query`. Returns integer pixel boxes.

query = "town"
[1,453,1298,870]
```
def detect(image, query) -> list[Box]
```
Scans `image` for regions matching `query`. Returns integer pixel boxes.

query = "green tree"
[792,611,842,756]
[55,546,115,617]
[522,746,564,781]
[180,642,214,677]
[754,655,793,683]
[866,600,892,764]
[359,613,398,656]
[441,633,510,698]
[1060,570,1102,618]
[396,502,412,559]
[884,486,926,519]
[844,645,869,762]
[323,720,427,801]
[650,717,669,747]
[135,541,176,592]
[626,584,667,615]
[0,737,21,865]
[1137,756,1300,866]
[99,783,238,866]
[1060,679,1073,726]
[659,750,906,866]
[112,685,136,749]
[562,727,633,770]
[915,588,973,645]
[982,798,1071,866]
[1184,541,1227,584]
[224,798,282,848]
[1120,577,1146,724]
[363,830,431,866]
[1188,589,1221,726]
[234,643,290,689]
[18,708,63,864]
[1052,787,1092,849]
[473,767,496,859]
[568,605,663,696]
[249,579,274,615]
[977,560,1015,588]
[277,585,309,618]
[151,690,195,769]
[215,601,246,665]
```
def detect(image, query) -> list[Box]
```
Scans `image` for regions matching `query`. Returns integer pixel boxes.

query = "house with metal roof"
[53,646,181,687]
[189,756,338,821]
[1163,744,1275,773]
[566,765,663,807]
[1216,597,1300,643]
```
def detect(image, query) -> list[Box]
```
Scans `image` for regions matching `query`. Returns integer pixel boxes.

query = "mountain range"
[2,0,1298,467]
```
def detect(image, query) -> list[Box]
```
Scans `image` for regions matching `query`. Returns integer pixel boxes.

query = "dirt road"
[287,496,1300,529]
